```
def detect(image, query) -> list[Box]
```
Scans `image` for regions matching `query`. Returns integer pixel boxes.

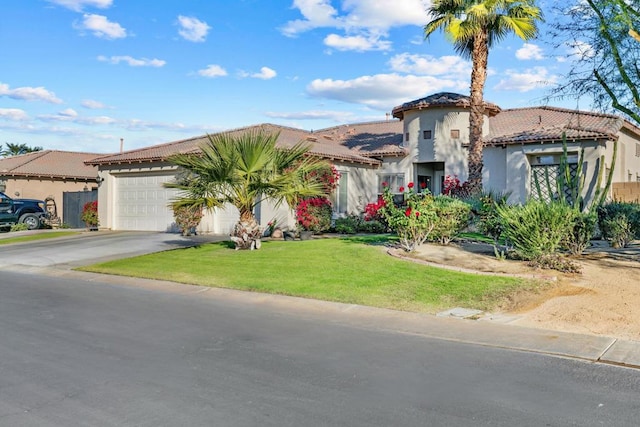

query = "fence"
[612,182,640,203]
[63,190,98,228]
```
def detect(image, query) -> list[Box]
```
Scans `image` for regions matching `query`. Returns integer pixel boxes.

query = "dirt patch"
[406,240,640,341]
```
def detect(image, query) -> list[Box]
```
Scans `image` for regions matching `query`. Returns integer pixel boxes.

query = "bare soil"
[405,240,640,341]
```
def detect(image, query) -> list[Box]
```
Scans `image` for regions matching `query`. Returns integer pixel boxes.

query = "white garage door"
[115,174,179,231]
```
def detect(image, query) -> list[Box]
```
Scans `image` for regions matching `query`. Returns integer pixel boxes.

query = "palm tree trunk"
[231,209,262,250]
[467,31,489,195]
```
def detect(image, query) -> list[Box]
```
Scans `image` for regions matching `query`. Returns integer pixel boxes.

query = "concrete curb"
[17,265,640,371]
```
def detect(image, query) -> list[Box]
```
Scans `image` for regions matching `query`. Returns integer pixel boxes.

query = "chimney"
[120,138,124,153]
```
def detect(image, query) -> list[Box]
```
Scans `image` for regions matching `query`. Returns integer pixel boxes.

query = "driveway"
[0,231,225,270]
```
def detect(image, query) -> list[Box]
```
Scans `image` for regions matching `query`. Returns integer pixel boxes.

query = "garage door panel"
[114,174,179,231]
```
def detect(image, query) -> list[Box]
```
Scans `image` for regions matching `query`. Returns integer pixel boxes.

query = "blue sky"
[1,0,578,154]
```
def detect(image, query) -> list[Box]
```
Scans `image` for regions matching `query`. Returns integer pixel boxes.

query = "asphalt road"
[1,268,639,427]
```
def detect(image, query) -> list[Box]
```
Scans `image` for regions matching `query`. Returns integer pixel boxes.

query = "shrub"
[10,223,29,232]
[81,200,99,226]
[296,197,333,233]
[496,200,575,261]
[379,184,437,251]
[358,219,386,234]
[597,202,640,248]
[475,192,509,243]
[428,195,471,245]
[173,205,203,236]
[334,215,360,234]
[442,174,472,198]
[562,212,597,255]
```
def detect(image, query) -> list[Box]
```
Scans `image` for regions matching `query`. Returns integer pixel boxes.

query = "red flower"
[420,182,426,189]
[415,211,420,218]
[381,181,388,187]
[399,186,405,192]
[408,182,414,189]
[405,207,412,217]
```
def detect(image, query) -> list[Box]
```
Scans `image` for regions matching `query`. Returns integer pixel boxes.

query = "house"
[86,92,640,234]
[0,150,101,226]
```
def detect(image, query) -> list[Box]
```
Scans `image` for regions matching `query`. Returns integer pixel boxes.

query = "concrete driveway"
[0,230,225,270]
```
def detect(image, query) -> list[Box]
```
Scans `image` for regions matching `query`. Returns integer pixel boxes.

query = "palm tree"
[166,130,330,250]
[1,142,43,157]
[424,0,542,194]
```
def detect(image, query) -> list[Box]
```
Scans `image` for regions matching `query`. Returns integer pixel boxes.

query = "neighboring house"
[0,150,101,225]
[86,92,640,234]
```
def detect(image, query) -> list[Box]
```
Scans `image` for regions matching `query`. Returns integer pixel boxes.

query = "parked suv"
[0,192,48,231]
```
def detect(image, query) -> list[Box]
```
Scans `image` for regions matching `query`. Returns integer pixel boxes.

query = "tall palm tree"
[166,130,330,250]
[1,142,43,157]
[425,0,542,194]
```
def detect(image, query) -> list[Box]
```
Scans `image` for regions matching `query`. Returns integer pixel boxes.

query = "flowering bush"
[81,200,99,226]
[378,183,437,251]
[442,175,471,198]
[173,205,203,236]
[296,197,332,233]
[364,197,385,221]
[307,164,340,195]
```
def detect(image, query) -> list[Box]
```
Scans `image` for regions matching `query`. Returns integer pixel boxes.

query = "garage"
[114,173,179,231]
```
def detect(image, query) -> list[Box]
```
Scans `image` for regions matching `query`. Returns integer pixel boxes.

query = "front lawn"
[78,236,537,313]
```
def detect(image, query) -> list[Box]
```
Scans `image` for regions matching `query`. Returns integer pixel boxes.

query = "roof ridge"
[315,119,400,133]
[500,105,622,120]
[3,150,50,171]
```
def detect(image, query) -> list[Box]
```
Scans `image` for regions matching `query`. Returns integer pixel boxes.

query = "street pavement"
[1,269,639,426]
[1,229,639,370]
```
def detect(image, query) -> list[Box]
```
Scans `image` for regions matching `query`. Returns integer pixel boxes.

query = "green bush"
[334,215,360,234]
[562,212,597,255]
[597,202,640,248]
[358,219,386,234]
[497,200,575,261]
[10,223,29,232]
[428,196,471,245]
[475,191,509,243]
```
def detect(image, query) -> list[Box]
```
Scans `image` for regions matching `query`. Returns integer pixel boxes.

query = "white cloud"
[324,33,391,51]
[177,15,211,42]
[515,43,544,60]
[388,53,471,78]
[281,0,428,52]
[75,14,126,39]
[493,67,559,92]
[198,64,228,78]
[241,67,277,80]
[81,99,107,109]
[0,82,63,104]
[59,108,78,118]
[566,40,596,59]
[281,0,339,36]
[282,0,428,35]
[46,0,112,12]
[307,73,466,110]
[265,110,354,121]
[97,55,166,67]
[0,108,28,121]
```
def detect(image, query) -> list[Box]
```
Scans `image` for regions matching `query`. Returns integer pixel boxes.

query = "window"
[405,132,410,142]
[423,130,432,140]
[379,173,405,194]
[332,172,348,214]
[450,129,460,139]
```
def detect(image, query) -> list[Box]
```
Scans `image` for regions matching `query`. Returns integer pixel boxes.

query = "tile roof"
[487,106,626,145]
[0,150,101,180]
[86,122,399,167]
[392,92,501,119]
[313,120,406,157]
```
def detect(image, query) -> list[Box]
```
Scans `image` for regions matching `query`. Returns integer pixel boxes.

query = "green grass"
[78,236,536,313]
[0,231,80,245]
